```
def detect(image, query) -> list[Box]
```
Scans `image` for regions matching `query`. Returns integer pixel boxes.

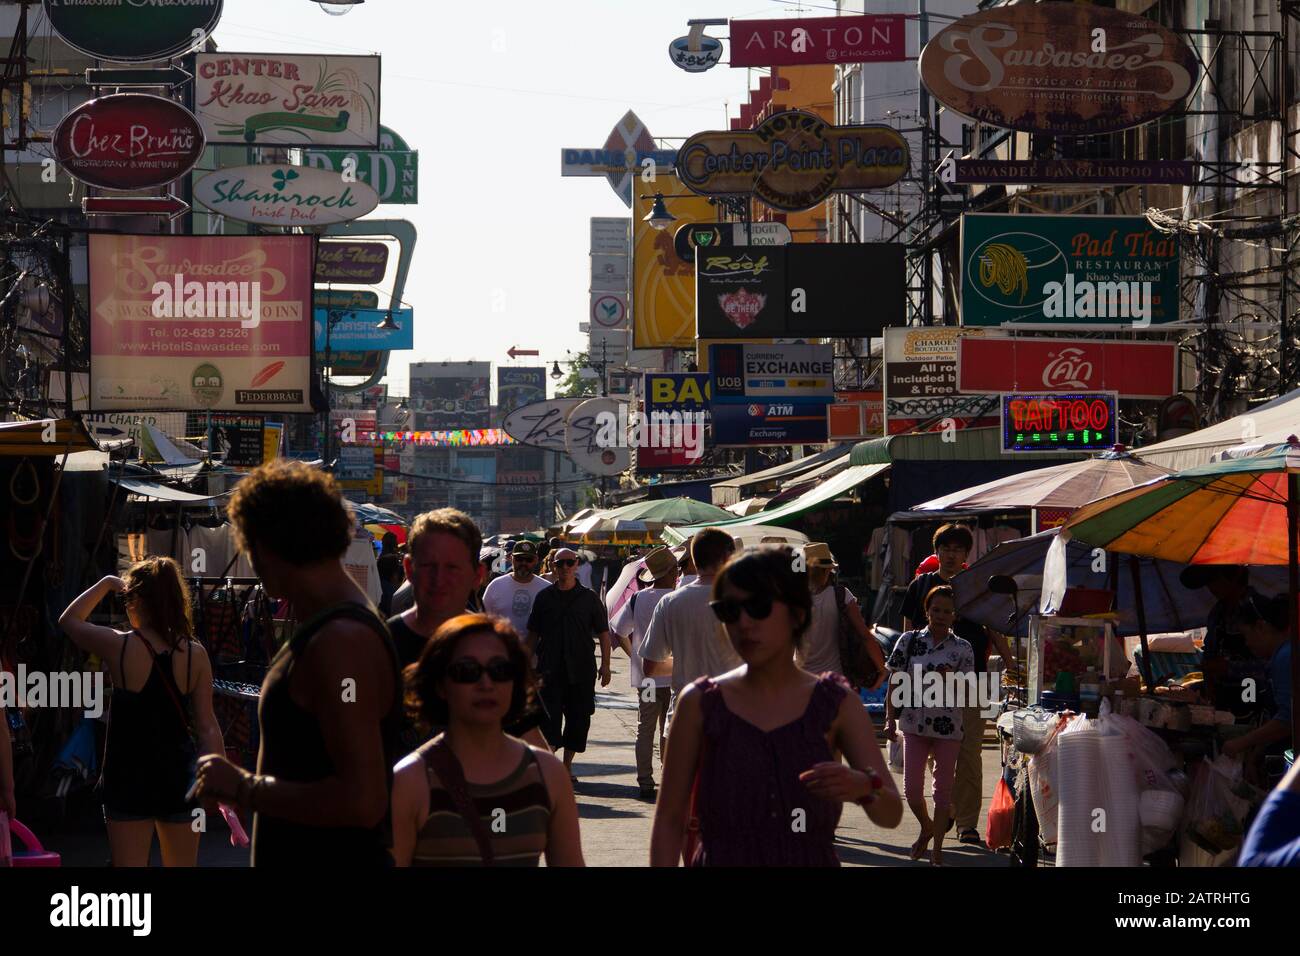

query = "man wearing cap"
[801,543,886,685]
[1183,565,1267,718]
[609,548,678,799]
[527,547,612,778]
[483,540,552,639]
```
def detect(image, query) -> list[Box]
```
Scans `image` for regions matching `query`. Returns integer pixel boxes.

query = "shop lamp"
[317,0,363,14]
[643,193,675,231]
[376,311,400,331]
[550,361,564,380]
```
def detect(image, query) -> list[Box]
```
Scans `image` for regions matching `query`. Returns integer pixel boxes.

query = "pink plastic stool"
[8,819,61,867]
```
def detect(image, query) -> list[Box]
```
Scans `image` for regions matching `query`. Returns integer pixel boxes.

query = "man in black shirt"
[527,547,612,779]
[900,523,1011,846]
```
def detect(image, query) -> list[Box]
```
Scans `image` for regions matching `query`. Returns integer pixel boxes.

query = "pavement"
[32,654,1009,867]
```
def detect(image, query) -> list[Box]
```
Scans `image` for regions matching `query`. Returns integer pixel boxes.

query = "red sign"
[829,390,884,441]
[957,337,1177,400]
[54,93,205,191]
[730,15,906,67]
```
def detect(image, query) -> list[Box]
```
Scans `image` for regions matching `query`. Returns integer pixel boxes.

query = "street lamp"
[642,193,675,230]
[550,361,564,380]
[316,0,363,14]
[375,310,400,331]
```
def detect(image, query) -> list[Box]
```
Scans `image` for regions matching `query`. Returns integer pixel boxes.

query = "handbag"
[834,583,880,690]
[425,737,496,866]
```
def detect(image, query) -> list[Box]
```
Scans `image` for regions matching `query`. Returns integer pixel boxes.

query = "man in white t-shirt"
[482,540,551,638]
[799,542,885,685]
[609,547,677,799]
[640,528,740,722]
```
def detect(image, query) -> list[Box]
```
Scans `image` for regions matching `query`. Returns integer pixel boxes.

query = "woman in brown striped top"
[390,614,583,866]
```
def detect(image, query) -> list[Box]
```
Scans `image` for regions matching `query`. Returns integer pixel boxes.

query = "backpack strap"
[424,737,496,866]
[136,634,195,739]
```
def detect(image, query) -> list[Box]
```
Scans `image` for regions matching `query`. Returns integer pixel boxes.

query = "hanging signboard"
[919,2,1198,136]
[730,14,906,67]
[638,372,710,471]
[208,413,265,467]
[673,221,791,263]
[709,343,834,402]
[678,110,909,211]
[1001,392,1119,454]
[54,94,205,191]
[316,242,390,284]
[561,110,677,208]
[194,164,380,227]
[957,337,1178,400]
[712,400,830,447]
[567,398,631,477]
[496,367,547,426]
[954,159,1194,187]
[88,234,315,414]
[302,125,418,204]
[961,214,1181,328]
[633,171,716,348]
[668,34,724,73]
[883,327,996,436]
[590,254,629,293]
[828,390,885,442]
[194,53,381,147]
[313,308,413,351]
[43,0,223,63]
[502,398,586,451]
[591,218,630,256]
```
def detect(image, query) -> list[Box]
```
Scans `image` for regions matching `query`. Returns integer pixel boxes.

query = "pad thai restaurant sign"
[919,2,1197,135]
[194,53,380,147]
[678,109,909,212]
[960,214,1181,328]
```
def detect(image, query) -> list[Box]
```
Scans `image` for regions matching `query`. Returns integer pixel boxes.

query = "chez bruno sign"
[54,94,205,191]
[44,0,223,63]
[194,164,380,227]
[919,2,1197,136]
[678,110,908,212]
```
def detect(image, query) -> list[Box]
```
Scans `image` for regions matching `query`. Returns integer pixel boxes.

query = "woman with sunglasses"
[390,614,583,866]
[650,548,902,867]
[884,585,975,866]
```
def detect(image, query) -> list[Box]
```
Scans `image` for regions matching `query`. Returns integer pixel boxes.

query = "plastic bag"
[1183,756,1250,855]
[888,732,904,773]
[1095,708,1180,792]
[985,777,1015,850]
[1028,725,1063,845]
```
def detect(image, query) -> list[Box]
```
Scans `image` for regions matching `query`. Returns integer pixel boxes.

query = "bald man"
[526,548,612,778]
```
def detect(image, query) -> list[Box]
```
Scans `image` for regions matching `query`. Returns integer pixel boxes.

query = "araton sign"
[54,94,205,190]
[194,164,380,226]
[44,0,223,63]
[678,109,909,211]
[919,2,1198,135]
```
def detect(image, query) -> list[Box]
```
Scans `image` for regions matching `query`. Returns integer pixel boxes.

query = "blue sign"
[313,308,413,352]
[711,398,830,447]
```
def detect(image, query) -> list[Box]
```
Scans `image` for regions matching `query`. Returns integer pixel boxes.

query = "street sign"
[55,94,205,190]
[85,66,191,88]
[507,347,539,359]
[82,195,190,219]
[313,308,414,351]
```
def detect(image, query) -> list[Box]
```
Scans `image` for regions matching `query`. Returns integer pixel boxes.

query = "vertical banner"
[632,171,718,348]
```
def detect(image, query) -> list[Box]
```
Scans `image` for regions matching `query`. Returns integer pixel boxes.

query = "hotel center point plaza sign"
[678,109,909,212]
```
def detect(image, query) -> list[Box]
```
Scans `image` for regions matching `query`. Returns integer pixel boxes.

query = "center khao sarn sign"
[194,164,379,227]
[678,109,909,212]
[919,2,1197,135]
[960,214,1180,328]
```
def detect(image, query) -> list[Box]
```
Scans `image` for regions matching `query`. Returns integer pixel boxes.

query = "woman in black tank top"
[194,460,402,867]
[59,559,225,866]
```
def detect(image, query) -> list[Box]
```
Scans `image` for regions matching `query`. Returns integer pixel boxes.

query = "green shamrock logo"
[271,168,300,192]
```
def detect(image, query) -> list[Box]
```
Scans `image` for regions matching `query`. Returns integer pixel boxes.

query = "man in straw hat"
[800,542,886,685]
[610,547,678,799]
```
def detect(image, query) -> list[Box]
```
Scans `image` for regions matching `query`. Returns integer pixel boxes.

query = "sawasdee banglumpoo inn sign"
[678,109,908,212]
[919,2,1198,136]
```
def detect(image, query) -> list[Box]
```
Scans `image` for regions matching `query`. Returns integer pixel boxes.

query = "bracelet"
[235,773,252,811]
[250,774,274,813]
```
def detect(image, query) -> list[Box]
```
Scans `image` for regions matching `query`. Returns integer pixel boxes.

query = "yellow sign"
[339,447,384,497]
[633,171,717,348]
[262,422,282,463]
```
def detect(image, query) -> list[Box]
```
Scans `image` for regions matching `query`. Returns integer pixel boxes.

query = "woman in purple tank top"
[650,547,902,866]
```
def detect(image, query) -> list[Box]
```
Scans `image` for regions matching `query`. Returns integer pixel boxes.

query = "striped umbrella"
[1063,437,1300,743]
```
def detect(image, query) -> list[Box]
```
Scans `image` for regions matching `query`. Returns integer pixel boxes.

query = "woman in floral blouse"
[885,585,975,866]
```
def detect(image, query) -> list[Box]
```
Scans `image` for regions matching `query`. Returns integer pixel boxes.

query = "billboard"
[313,308,413,351]
[561,110,676,208]
[709,343,834,402]
[638,373,712,472]
[208,413,265,467]
[696,244,904,338]
[88,234,315,413]
[496,367,547,426]
[410,361,490,430]
[883,327,996,436]
[712,400,830,447]
[1002,392,1119,454]
[194,53,380,147]
[632,171,716,348]
[828,390,884,442]
[919,3,1197,136]
[730,14,906,67]
[957,337,1178,400]
[43,0,223,63]
[961,215,1181,328]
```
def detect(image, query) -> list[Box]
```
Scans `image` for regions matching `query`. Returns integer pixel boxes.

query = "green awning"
[662,463,890,545]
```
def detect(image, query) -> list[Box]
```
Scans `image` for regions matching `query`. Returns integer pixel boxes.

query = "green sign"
[960,214,1180,328]
[304,126,418,205]
[44,0,223,63]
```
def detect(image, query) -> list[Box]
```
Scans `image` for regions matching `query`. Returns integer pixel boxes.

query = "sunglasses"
[709,594,774,624]
[513,554,536,562]
[555,559,578,568]
[447,658,518,684]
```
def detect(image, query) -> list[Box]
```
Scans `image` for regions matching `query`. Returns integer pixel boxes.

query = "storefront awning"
[113,477,229,504]
[710,445,852,506]
[664,463,890,545]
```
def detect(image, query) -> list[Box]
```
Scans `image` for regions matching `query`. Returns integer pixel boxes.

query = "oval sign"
[919,2,1198,136]
[194,165,381,227]
[43,0,223,63]
[54,93,205,190]
[668,35,723,73]
[566,398,631,478]
[503,398,585,451]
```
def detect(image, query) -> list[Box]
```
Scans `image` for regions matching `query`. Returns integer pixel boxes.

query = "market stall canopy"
[663,463,888,545]
[910,447,1171,514]
[1135,386,1300,471]
[724,525,811,550]
[610,497,734,525]
[709,445,850,506]
[725,497,771,516]
[112,476,230,504]
[0,418,98,456]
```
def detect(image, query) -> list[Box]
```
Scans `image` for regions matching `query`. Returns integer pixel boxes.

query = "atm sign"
[1001,392,1117,453]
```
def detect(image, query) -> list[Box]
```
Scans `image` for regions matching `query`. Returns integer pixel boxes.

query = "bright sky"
[210,0,813,397]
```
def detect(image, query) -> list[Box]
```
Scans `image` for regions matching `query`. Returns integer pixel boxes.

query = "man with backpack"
[800,543,886,688]
[609,547,678,800]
